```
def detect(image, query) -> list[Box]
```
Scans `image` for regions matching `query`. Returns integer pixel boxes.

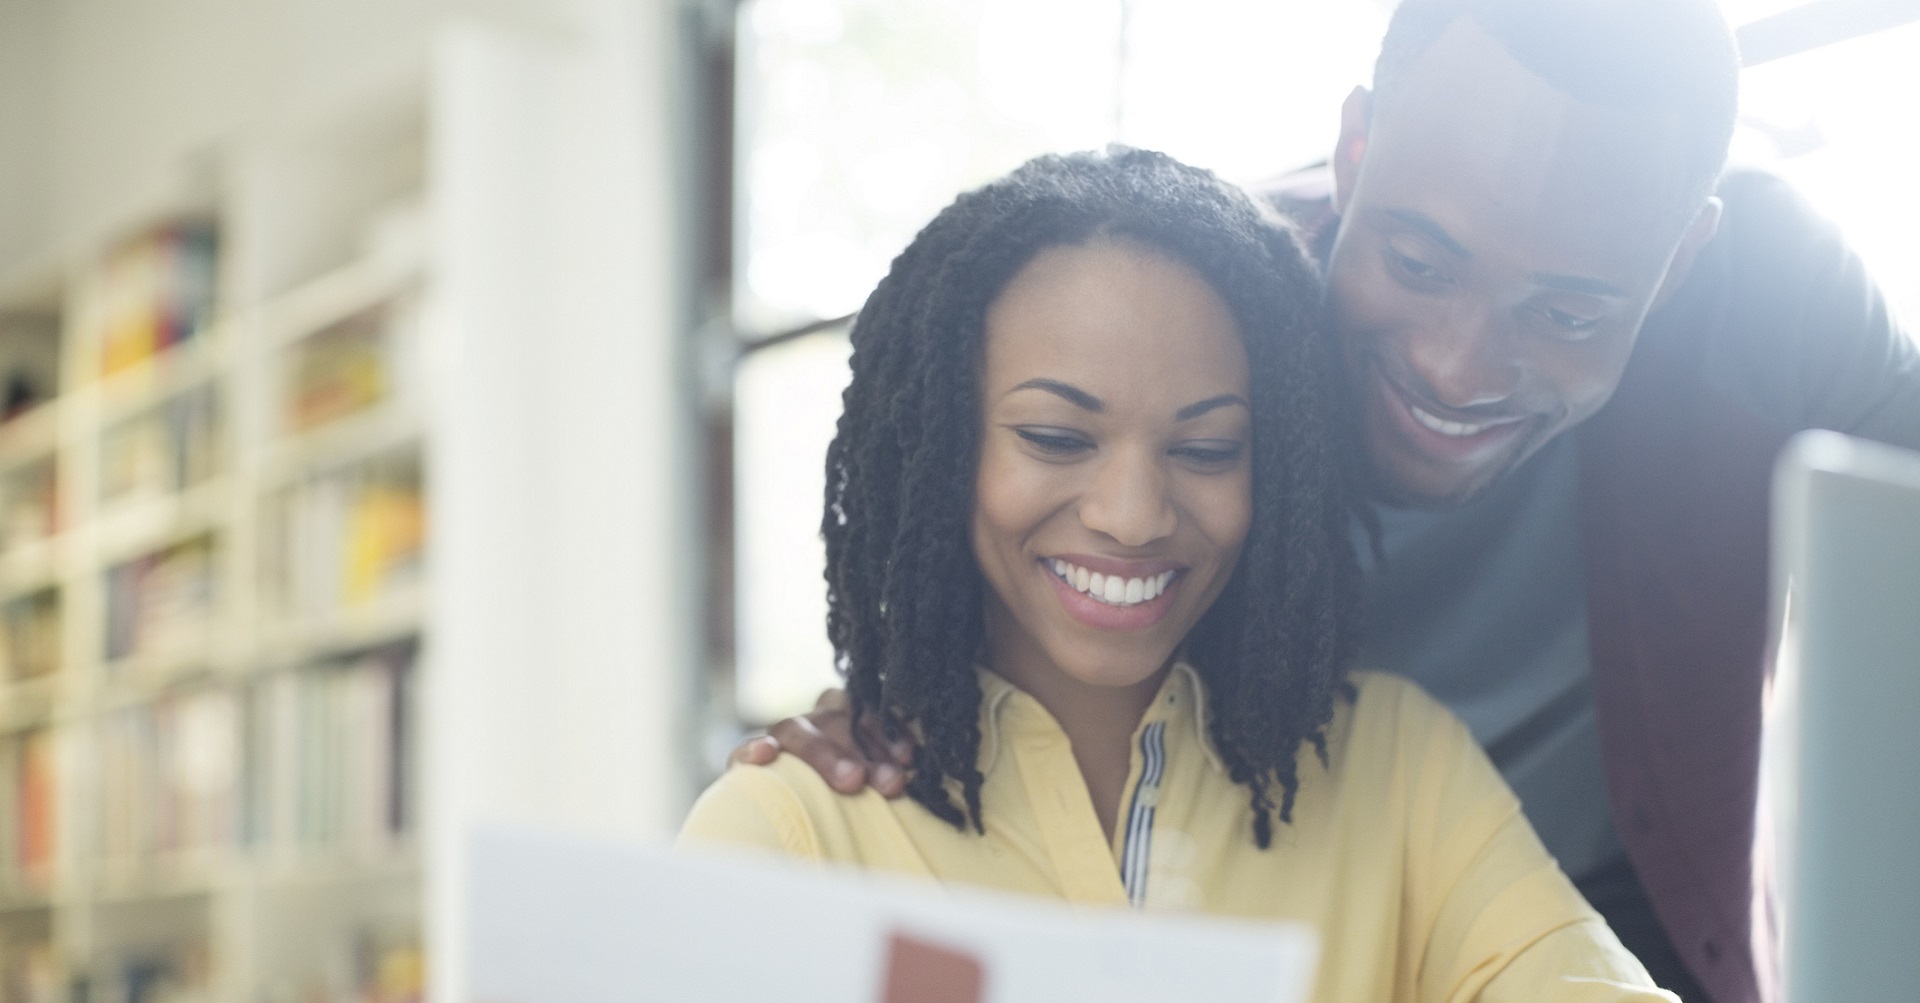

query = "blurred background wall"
[0,1,698,1001]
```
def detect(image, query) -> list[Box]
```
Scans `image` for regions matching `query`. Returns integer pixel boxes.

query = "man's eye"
[1386,247,1447,284]
[1171,442,1244,468]
[1548,309,1599,330]
[1536,306,1603,336]
[1014,428,1091,455]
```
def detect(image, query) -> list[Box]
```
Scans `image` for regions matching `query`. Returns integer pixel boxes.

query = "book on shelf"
[348,927,425,1003]
[90,223,219,379]
[285,305,398,433]
[1,728,58,891]
[0,937,59,1003]
[104,535,217,666]
[99,386,222,507]
[96,687,240,866]
[92,640,416,870]
[266,454,425,622]
[246,641,416,855]
[90,936,212,1003]
[0,314,60,424]
[0,460,59,553]
[0,590,61,683]
[0,736,13,888]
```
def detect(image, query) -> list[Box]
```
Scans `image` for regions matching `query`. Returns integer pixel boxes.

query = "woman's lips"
[1040,556,1183,632]
[1372,367,1529,465]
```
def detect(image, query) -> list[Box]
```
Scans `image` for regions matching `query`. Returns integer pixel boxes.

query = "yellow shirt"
[679,667,1674,1003]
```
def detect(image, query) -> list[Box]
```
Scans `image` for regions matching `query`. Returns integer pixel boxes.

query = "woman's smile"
[1040,554,1186,631]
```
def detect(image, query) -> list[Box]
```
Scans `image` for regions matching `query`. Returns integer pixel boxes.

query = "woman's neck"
[984,620,1170,843]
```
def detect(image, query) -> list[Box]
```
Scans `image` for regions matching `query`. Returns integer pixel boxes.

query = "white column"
[423,3,693,998]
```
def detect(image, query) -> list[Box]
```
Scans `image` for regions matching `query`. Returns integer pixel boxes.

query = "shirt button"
[1137,786,1160,808]
[1703,940,1721,964]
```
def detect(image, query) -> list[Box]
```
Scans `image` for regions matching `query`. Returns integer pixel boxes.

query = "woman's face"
[972,238,1253,695]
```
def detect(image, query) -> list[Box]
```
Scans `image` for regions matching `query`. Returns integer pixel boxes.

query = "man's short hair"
[1373,0,1741,214]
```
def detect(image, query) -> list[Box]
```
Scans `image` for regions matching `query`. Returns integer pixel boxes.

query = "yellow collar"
[972,661,1226,776]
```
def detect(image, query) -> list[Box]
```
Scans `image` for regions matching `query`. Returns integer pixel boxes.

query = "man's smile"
[1369,361,1533,467]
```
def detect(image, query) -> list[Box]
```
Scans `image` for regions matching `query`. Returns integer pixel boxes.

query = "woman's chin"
[1047,646,1177,692]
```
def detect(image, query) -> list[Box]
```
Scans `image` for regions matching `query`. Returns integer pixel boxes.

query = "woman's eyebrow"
[1175,394,1249,421]
[1007,378,1104,412]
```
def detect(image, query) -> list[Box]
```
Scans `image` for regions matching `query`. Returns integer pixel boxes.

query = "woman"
[681,148,1670,1002]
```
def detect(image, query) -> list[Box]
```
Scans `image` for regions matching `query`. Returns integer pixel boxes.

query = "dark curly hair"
[823,147,1365,848]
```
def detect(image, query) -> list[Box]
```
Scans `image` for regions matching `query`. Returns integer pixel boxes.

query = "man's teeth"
[1408,402,1496,438]
[1048,560,1175,607]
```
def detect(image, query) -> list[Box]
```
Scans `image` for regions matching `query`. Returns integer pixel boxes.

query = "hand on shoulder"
[729,688,917,798]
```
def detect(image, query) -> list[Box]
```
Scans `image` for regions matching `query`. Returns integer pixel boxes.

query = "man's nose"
[1079,448,1178,548]
[1404,308,1522,410]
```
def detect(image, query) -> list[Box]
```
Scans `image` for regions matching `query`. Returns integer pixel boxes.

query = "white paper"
[462,825,1318,1003]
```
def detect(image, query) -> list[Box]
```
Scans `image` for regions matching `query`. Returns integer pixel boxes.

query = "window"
[718,0,1920,727]
[725,0,1389,724]
[1729,6,1920,326]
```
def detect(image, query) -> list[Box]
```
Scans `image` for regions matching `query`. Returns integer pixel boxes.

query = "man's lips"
[1371,365,1531,465]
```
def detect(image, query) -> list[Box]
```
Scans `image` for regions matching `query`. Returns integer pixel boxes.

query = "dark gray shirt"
[1356,434,1622,881]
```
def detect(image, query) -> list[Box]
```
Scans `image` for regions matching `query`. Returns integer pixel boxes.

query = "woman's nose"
[1078,449,1177,547]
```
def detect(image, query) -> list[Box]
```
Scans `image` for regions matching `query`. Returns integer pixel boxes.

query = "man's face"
[1326,19,1719,507]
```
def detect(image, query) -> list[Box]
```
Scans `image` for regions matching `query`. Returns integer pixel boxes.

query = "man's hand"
[729,688,915,798]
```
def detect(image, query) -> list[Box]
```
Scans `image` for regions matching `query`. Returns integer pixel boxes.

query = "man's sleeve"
[1696,170,1920,449]
[1391,681,1678,1003]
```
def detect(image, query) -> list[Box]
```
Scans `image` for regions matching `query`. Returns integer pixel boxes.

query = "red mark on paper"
[878,930,986,1003]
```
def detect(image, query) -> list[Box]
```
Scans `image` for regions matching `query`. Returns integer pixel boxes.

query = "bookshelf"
[0,8,697,1002]
[0,106,428,997]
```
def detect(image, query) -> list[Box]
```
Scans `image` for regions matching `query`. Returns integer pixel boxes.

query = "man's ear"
[1649,196,1723,312]
[1332,86,1372,215]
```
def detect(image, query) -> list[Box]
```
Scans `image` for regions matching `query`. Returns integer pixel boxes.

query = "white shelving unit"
[0,84,430,998]
[0,7,697,1001]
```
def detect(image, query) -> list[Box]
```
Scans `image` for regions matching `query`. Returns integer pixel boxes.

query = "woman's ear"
[1331,86,1372,216]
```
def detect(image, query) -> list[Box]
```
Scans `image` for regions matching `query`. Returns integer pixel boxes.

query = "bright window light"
[1729,15,1920,332]
[733,0,1920,723]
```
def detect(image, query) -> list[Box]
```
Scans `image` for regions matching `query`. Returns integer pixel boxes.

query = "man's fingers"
[848,710,915,799]
[852,714,906,765]
[768,712,871,794]
[869,762,906,798]
[727,733,781,767]
[748,689,915,798]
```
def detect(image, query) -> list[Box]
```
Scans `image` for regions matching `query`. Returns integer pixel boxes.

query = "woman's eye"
[1171,442,1244,468]
[1013,428,1091,455]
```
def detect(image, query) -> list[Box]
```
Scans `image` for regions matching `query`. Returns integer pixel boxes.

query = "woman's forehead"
[981,241,1249,406]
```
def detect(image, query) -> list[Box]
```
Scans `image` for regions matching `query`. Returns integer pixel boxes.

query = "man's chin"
[1366,442,1531,511]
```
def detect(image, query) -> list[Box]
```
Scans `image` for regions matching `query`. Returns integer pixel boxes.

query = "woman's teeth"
[1048,559,1175,607]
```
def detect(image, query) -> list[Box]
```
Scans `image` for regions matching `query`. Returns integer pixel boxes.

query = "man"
[733,2,1920,1002]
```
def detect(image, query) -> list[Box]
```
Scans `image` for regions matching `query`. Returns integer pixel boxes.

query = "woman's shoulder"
[677,754,846,857]
[1329,670,1480,773]
[1342,670,1456,729]
[678,752,907,860]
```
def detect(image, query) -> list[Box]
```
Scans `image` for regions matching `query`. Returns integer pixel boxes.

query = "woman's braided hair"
[822,147,1365,848]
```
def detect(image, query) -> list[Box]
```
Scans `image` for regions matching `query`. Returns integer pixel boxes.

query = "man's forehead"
[1362,19,1698,266]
